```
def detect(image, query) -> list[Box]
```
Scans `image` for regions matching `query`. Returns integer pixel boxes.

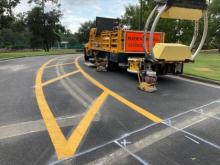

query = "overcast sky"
[14,0,139,33]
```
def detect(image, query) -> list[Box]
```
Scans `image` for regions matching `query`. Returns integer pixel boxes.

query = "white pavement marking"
[47,56,98,162]
[166,75,220,89]
[59,61,93,103]
[55,60,90,108]
[164,99,220,122]
[193,110,220,121]
[114,140,149,165]
[180,118,208,130]
[0,54,76,63]
[50,140,115,165]
[163,122,220,150]
[88,114,216,164]
[81,101,220,165]
[185,135,200,144]
[0,58,18,63]
[50,57,220,164]
[84,62,96,67]
[120,139,132,147]
[0,113,100,140]
[0,64,29,72]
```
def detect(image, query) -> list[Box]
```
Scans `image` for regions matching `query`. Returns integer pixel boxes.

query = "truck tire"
[107,56,118,71]
[84,48,89,61]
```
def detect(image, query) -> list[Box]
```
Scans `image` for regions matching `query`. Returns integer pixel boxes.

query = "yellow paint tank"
[153,43,192,61]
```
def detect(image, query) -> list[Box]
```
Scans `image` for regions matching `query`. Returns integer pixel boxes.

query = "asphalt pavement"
[0,54,219,165]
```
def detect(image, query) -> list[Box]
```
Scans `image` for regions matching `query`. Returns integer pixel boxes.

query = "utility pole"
[139,0,143,30]
[42,0,45,13]
[8,0,12,16]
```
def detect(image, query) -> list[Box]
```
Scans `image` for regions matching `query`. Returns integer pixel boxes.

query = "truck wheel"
[107,58,118,71]
[84,48,89,62]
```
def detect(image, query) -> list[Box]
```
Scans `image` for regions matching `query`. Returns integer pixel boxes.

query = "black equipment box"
[96,17,119,35]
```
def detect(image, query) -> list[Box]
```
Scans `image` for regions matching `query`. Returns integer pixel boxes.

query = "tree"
[26,0,64,51]
[121,0,179,43]
[0,0,20,29]
[75,20,95,43]
[0,0,29,49]
[28,0,60,13]
[42,9,64,51]
[121,0,208,45]
[208,0,220,51]
[121,4,140,30]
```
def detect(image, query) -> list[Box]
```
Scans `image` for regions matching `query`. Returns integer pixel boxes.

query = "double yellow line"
[35,56,162,160]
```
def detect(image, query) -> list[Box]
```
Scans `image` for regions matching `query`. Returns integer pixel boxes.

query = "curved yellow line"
[35,58,68,159]
[75,56,162,123]
[35,55,162,160]
[35,57,109,160]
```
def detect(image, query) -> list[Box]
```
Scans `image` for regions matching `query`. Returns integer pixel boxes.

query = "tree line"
[0,0,82,51]
[0,0,219,51]
[78,0,220,51]
[121,0,220,51]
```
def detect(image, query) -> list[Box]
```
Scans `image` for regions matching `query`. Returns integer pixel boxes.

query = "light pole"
[139,0,143,30]
[42,0,45,13]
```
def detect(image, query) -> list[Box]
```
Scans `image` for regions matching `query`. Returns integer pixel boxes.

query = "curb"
[181,74,220,86]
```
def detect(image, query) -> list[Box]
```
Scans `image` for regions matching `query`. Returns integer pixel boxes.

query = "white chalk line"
[114,140,149,165]
[162,122,220,150]
[51,99,220,165]
[49,57,220,164]
[165,100,220,122]
[184,135,200,144]
[193,109,220,121]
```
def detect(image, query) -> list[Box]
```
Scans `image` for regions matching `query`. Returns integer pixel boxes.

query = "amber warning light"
[124,31,163,53]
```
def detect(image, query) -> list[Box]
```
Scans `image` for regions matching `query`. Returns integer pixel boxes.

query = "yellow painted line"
[66,92,108,156]
[109,91,162,123]
[35,57,108,160]
[45,62,75,69]
[35,58,68,160]
[41,70,79,87]
[75,56,162,123]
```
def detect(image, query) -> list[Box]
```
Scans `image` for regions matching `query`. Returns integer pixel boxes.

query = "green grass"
[0,49,81,60]
[184,53,220,81]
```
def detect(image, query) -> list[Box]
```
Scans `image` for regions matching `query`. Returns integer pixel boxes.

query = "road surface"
[0,54,220,165]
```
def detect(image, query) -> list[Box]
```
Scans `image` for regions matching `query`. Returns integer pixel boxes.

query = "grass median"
[0,49,81,60]
[184,53,220,82]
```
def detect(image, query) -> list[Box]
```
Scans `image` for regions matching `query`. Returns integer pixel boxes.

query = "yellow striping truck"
[84,0,208,92]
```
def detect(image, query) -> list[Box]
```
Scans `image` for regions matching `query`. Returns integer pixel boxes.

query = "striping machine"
[84,0,208,92]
